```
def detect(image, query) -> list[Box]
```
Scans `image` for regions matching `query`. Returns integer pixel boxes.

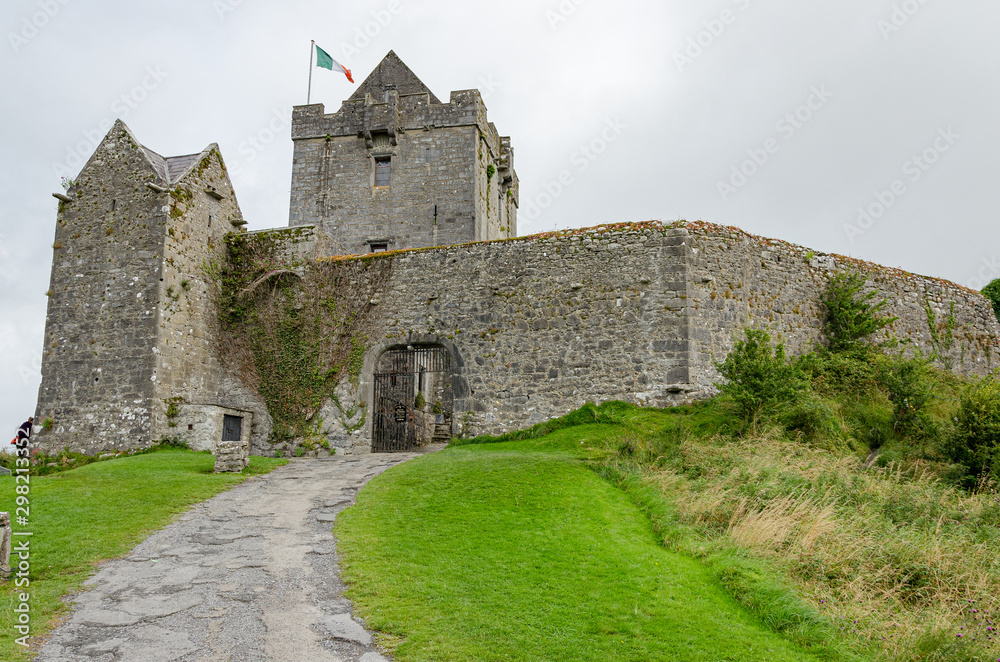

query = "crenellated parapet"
[289,51,517,256]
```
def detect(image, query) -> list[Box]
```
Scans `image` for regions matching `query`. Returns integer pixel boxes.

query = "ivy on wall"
[210,231,392,442]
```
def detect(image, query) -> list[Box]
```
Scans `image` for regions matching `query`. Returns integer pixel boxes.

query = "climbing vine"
[209,230,392,442]
[924,300,957,370]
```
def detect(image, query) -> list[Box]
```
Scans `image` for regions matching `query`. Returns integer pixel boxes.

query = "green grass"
[459,392,1000,661]
[336,426,843,661]
[0,450,287,659]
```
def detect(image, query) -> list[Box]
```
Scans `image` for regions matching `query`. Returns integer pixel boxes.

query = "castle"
[32,53,1000,458]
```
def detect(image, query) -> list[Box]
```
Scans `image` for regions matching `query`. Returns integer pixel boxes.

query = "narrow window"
[208,215,212,228]
[370,242,388,253]
[374,157,391,187]
[111,199,116,211]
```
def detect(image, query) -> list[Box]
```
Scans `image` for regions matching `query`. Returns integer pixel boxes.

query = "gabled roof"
[102,120,217,187]
[348,50,441,104]
[141,149,204,186]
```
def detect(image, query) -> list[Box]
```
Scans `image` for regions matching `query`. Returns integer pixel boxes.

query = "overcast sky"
[1,0,997,442]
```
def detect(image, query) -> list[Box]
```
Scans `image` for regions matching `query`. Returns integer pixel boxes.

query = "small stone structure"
[171,404,254,453]
[213,439,249,473]
[0,512,11,579]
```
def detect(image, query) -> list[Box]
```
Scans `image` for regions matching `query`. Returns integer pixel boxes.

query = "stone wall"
[241,221,999,454]
[260,223,695,454]
[685,222,1000,391]
[152,148,253,442]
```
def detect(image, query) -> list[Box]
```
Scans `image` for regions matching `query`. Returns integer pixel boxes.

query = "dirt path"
[35,446,443,662]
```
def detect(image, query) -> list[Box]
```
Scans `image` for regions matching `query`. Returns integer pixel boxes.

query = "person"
[12,417,32,447]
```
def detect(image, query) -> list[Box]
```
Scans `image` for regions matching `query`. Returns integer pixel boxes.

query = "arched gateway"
[370,344,457,452]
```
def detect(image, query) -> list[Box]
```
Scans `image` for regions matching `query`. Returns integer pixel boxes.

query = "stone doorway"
[371,345,453,452]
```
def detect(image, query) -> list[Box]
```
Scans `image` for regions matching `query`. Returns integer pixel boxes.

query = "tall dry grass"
[642,430,1000,661]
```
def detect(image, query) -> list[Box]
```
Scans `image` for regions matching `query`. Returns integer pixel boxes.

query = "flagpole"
[307,40,315,104]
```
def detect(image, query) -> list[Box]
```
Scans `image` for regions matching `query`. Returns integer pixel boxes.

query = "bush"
[715,329,806,428]
[797,348,882,398]
[780,393,845,447]
[879,354,935,437]
[822,272,896,353]
[982,278,1000,322]
[948,376,1000,482]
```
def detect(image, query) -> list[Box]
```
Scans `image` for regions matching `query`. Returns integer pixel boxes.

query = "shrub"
[982,278,1000,322]
[780,393,845,447]
[821,272,896,353]
[715,329,805,428]
[797,348,882,398]
[948,376,1000,482]
[879,353,935,437]
[414,391,426,410]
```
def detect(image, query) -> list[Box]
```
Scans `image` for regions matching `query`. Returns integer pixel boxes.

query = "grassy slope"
[336,426,839,661]
[0,451,287,660]
[482,397,1000,661]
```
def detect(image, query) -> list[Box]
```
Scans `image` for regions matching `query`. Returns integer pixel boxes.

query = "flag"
[316,44,354,83]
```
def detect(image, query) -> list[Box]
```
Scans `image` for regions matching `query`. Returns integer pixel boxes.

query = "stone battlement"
[288,51,517,256]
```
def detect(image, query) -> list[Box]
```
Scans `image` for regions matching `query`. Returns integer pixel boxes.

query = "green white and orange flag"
[315,44,354,83]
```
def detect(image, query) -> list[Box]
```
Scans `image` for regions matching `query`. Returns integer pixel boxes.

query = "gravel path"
[35,446,443,661]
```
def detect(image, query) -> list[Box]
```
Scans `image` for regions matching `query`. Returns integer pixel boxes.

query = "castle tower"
[288,51,519,255]
[34,121,265,454]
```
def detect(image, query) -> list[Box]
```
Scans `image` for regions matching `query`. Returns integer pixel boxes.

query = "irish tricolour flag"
[316,44,354,83]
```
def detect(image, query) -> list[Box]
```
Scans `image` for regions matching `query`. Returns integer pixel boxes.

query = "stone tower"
[34,121,265,454]
[288,51,519,255]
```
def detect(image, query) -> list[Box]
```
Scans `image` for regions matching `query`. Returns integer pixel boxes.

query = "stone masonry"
[34,121,267,455]
[247,221,1000,455]
[289,51,518,256]
[31,55,1000,458]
